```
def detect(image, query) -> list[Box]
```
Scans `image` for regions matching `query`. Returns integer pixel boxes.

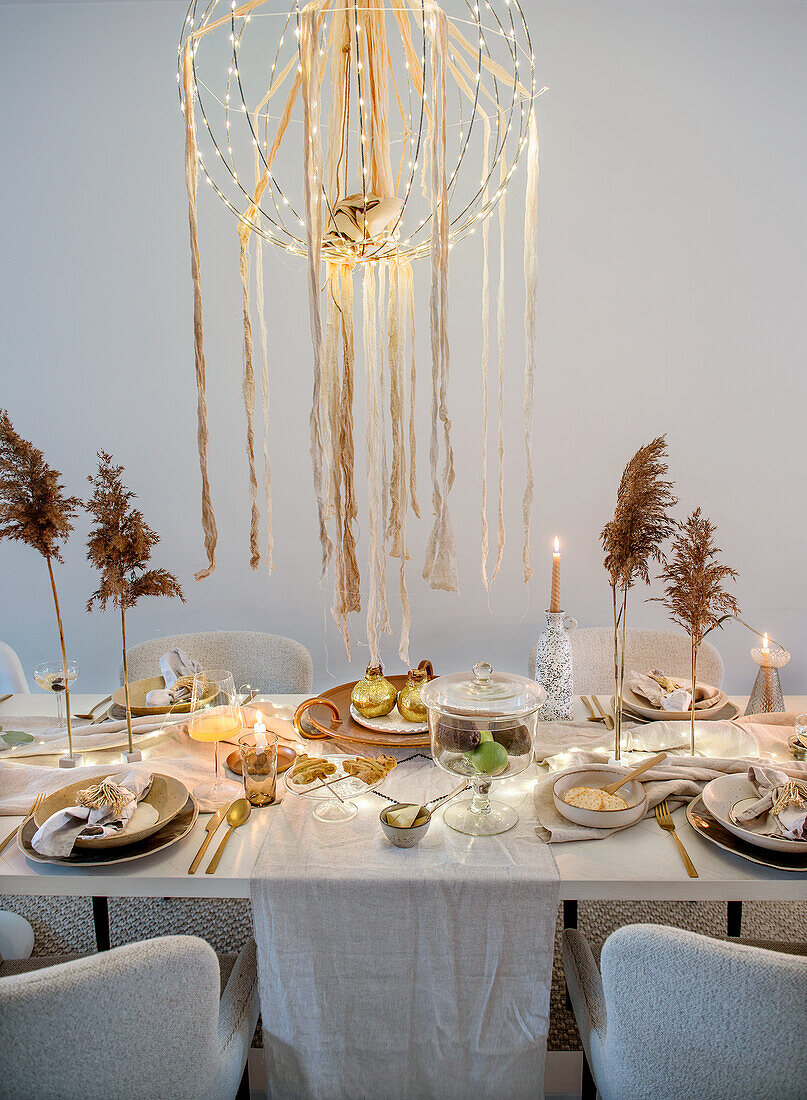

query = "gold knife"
[581,696,605,723]
[591,696,615,731]
[187,806,227,874]
[0,694,12,705]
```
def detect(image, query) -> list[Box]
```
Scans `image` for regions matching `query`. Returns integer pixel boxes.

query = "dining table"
[2,691,806,944]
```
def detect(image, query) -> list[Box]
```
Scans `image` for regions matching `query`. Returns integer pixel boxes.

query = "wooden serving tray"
[296,675,431,749]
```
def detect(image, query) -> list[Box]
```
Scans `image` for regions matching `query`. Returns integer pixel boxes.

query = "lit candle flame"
[762,633,769,652]
[553,536,560,556]
[254,709,267,750]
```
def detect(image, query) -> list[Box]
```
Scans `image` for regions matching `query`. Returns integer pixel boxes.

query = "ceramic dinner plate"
[686,796,807,873]
[18,793,198,866]
[618,686,729,723]
[111,676,217,717]
[32,771,189,850]
[701,774,807,853]
[621,719,756,759]
[349,704,428,735]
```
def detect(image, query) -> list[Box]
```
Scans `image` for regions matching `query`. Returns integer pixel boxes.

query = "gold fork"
[0,793,45,856]
[655,798,698,877]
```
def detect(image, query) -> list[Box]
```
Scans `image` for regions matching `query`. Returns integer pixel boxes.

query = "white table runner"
[251,758,560,1100]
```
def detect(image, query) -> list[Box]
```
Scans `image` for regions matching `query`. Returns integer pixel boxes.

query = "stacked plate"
[19,772,197,867]
[687,774,807,872]
[616,687,740,724]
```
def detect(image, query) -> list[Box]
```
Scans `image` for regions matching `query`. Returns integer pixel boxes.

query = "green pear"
[464,729,509,776]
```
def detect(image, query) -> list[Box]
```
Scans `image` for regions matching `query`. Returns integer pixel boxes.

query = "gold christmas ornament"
[351,663,398,719]
[178,0,543,661]
[397,665,430,723]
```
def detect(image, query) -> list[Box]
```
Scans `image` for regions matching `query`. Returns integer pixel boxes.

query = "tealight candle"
[253,711,267,752]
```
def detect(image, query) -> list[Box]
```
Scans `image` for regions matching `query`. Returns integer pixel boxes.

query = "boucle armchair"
[529,627,724,697]
[0,935,259,1100]
[124,630,313,694]
[563,924,807,1100]
[0,640,29,693]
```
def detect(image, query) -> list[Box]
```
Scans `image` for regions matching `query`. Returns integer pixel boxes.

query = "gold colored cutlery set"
[187,798,251,875]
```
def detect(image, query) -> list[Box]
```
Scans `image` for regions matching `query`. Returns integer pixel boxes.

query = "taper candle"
[253,710,267,752]
[549,536,561,613]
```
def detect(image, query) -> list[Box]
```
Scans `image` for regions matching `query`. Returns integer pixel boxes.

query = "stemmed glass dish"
[422,662,545,836]
[33,659,79,731]
[187,669,244,806]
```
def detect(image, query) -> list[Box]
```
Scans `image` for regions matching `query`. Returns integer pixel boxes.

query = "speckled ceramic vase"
[531,612,577,722]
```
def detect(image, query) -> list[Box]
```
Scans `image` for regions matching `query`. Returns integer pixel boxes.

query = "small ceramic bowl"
[379,805,432,848]
[552,764,647,829]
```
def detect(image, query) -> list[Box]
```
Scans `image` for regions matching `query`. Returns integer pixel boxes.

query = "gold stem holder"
[745,646,791,716]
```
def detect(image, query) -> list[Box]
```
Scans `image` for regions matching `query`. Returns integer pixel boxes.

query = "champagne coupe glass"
[187,669,244,806]
[33,659,79,731]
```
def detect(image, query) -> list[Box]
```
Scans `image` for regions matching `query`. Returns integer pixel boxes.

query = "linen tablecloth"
[250,756,560,1100]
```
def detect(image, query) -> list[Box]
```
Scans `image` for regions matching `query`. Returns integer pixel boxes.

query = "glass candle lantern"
[238,730,278,807]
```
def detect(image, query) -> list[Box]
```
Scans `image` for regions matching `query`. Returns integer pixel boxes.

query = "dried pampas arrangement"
[655,508,740,753]
[601,436,678,758]
[85,452,184,754]
[0,411,81,758]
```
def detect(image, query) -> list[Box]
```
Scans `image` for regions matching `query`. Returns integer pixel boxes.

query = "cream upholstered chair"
[563,924,807,1100]
[0,935,259,1100]
[0,640,30,694]
[124,630,313,693]
[529,627,724,697]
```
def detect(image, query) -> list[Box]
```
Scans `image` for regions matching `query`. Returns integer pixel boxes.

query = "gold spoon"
[204,798,251,874]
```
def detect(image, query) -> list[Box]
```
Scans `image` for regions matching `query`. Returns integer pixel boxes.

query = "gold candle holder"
[238,730,278,807]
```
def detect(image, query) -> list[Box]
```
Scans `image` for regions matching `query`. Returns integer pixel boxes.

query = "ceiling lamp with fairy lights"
[178,0,543,661]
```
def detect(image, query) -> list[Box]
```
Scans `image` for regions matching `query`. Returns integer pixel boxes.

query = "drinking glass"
[238,730,278,806]
[187,669,243,806]
[795,714,807,748]
[33,659,79,731]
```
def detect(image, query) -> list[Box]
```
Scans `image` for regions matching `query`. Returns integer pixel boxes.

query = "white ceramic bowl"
[552,764,647,829]
[379,805,432,847]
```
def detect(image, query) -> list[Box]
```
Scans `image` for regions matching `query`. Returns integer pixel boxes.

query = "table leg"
[581,1048,597,1100]
[236,1062,250,1100]
[727,901,742,938]
[92,896,110,952]
[563,901,578,1009]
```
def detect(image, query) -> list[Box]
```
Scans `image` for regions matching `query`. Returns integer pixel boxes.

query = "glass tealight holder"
[238,731,278,807]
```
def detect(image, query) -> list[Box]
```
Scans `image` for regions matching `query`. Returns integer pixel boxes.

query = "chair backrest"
[0,641,30,693]
[0,936,227,1100]
[530,627,724,697]
[124,630,314,693]
[596,924,807,1099]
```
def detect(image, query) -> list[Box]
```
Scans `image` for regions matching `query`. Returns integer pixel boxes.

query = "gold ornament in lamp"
[397,667,431,724]
[351,664,398,719]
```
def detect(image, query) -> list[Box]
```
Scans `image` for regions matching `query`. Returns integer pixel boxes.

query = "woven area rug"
[3,895,805,1051]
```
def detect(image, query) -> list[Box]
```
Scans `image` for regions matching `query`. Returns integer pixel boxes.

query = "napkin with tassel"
[734,766,807,840]
[31,770,153,857]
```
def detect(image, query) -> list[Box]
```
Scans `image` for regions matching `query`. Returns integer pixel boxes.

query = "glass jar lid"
[420,662,545,718]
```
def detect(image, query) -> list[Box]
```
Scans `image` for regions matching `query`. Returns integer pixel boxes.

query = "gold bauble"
[351,663,398,719]
[397,667,429,723]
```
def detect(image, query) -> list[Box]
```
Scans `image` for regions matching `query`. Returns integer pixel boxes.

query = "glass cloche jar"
[421,661,545,836]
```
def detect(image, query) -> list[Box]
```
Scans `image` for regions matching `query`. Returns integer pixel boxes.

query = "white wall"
[1,0,805,694]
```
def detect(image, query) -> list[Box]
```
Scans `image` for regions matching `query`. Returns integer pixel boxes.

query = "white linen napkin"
[145,648,203,706]
[734,766,807,840]
[629,670,720,711]
[31,770,153,857]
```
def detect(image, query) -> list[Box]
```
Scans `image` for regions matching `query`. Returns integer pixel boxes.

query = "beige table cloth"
[251,755,560,1100]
